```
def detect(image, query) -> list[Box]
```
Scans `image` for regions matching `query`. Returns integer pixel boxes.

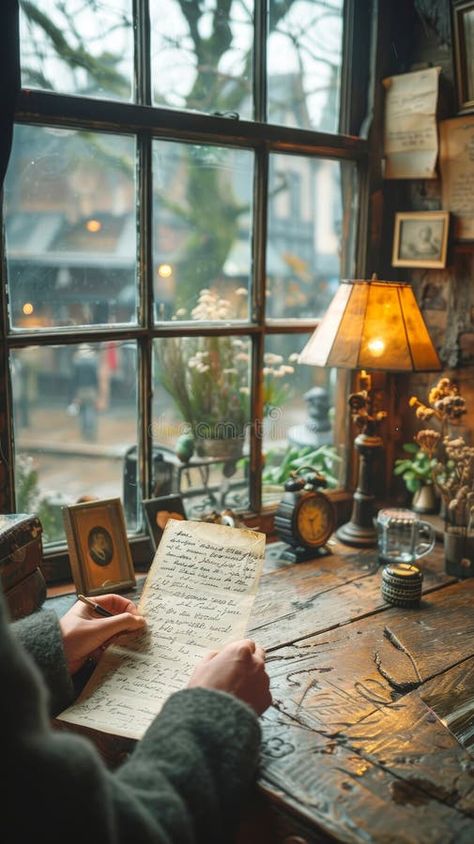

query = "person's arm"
[2,590,270,843]
[11,593,146,715]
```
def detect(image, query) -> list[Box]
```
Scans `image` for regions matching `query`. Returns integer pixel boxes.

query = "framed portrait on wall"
[392,211,450,269]
[63,497,136,596]
[452,1,474,113]
[143,495,187,551]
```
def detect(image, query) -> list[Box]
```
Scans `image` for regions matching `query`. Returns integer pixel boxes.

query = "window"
[1,1,369,577]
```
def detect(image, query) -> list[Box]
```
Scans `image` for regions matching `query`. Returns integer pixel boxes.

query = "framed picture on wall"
[143,495,187,551]
[452,1,474,113]
[63,497,136,596]
[392,211,450,269]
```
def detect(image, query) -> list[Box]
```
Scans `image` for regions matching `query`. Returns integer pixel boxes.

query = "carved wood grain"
[258,707,474,844]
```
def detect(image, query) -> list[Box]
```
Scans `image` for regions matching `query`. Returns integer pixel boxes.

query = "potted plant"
[262,443,341,489]
[157,288,296,459]
[394,442,439,514]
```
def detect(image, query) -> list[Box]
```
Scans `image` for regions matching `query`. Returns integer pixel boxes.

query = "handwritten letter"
[383,67,440,179]
[56,520,265,739]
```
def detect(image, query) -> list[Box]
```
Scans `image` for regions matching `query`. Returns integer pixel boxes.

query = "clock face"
[295,494,335,548]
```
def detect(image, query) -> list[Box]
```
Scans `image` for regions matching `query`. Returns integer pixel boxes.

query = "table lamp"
[298,275,441,547]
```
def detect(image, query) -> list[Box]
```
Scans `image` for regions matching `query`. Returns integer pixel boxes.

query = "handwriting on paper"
[383,67,440,179]
[57,519,265,739]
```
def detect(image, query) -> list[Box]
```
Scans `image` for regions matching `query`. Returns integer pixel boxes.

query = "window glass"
[19,0,134,101]
[150,0,254,117]
[267,155,356,319]
[262,334,345,505]
[267,0,344,132]
[153,142,253,321]
[12,342,138,544]
[4,125,137,329]
[153,334,251,518]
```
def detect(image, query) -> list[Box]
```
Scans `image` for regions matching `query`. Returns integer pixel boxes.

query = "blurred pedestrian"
[69,344,99,442]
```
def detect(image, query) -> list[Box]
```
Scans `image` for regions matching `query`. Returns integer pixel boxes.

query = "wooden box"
[0,514,46,619]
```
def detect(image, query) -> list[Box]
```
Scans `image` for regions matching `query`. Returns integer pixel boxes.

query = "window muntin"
[152,141,253,321]
[19,0,134,102]
[4,125,137,330]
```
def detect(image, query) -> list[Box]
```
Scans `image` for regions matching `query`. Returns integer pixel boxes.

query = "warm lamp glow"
[298,276,441,548]
[367,338,385,356]
[22,302,34,315]
[299,278,441,372]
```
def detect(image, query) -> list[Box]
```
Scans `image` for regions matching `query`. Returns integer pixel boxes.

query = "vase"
[444,529,474,578]
[194,435,245,462]
[412,484,439,515]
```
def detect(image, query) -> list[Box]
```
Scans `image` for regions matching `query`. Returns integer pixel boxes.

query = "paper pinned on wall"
[439,115,474,241]
[382,66,441,179]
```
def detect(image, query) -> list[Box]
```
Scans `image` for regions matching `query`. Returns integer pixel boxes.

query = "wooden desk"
[49,539,474,843]
[242,539,474,843]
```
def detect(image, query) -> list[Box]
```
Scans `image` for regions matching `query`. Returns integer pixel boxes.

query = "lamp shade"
[299,278,441,372]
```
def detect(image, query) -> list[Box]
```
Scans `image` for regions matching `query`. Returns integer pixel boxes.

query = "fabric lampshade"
[299,278,441,372]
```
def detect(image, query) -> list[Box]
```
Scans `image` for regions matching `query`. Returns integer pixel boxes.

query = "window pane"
[4,125,137,329]
[267,155,356,319]
[11,342,138,545]
[153,335,251,518]
[268,0,343,132]
[20,0,134,101]
[150,1,254,118]
[153,142,253,320]
[262,334,346,505]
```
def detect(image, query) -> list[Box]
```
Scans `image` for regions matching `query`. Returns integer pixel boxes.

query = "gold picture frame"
[452,1,474,113]
[392,211,450,269]
[63,497,136,596]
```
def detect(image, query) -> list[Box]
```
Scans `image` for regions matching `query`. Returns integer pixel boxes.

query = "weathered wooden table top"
[48,538,474,843]
[243,539,474,844]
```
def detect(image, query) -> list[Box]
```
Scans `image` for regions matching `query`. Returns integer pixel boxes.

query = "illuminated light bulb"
[85,219,102,233]
[367,338,385,357]
[22,303,34,315]
[158,263,173,278]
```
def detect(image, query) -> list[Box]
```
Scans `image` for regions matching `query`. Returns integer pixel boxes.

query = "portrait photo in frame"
[63,497,136,596]
[452,0,474,113]
[142,495,187,551]
[392,211,450,269]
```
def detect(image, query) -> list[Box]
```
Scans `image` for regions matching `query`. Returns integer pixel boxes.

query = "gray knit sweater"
[1,589,261,843]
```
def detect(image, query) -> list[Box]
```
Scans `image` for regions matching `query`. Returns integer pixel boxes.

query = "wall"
[376,0,474,502]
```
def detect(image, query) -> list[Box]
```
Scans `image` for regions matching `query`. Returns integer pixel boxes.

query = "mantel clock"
[274,468,336,563]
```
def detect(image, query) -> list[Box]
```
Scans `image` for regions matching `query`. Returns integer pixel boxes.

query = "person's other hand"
[187,639,272,715]
[60,594,146,675]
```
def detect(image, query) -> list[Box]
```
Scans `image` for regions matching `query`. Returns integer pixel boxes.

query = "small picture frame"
[63,497,136,596]
[142,495,187,550]
[392,211,449,269]
[452,1,474,113]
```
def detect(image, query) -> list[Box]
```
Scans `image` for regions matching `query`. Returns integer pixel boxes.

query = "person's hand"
[187,639,272,715]
[59,594,146,675]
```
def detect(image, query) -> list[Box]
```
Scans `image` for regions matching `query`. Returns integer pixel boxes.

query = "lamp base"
[336,520,377,547]
[337,430,383,548]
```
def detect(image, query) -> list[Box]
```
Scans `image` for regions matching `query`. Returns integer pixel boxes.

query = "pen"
[77,593,115,618]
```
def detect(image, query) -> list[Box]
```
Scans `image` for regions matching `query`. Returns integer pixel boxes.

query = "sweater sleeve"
[1,588,262,844]
[11,607,74,716]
